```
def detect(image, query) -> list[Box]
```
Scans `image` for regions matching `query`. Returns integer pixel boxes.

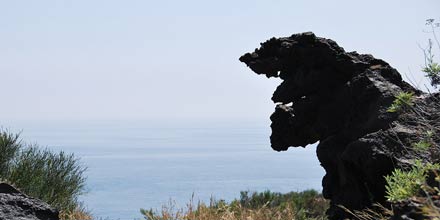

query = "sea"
[3,120,324,220]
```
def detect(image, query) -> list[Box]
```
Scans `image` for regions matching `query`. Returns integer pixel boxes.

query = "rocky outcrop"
[240,32,440,219]
[0,183,59,220]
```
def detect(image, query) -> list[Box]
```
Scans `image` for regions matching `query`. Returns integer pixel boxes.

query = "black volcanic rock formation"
[0,183,59,220]
[240,32,440,219]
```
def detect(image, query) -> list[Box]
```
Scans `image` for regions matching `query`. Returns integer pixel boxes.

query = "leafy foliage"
[387,92,414,113]
[423,61,440,86]
[413,130,434,152]
[0,130,87,213]
[385,168,424,202]
[385,161,440,202]
[413,141,432,151]
[423,19,440,88]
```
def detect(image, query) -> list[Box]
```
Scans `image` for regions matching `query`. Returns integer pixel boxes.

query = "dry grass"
[339,204,393,220]
[141,191,329,220]
[59,205,93,220]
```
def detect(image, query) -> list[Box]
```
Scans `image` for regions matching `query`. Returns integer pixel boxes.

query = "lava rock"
[240,32,439,219]
[0,183,59,220]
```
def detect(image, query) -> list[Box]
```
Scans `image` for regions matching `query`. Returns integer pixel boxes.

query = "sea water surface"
[4,120,324,220]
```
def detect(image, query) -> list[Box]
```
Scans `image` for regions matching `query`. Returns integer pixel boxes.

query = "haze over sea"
[4,120,323,220]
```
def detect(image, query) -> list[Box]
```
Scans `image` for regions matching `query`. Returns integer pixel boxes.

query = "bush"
[0,131,21,177]
[385,168,424,202]
[413,130,434,152]
[0,130,87,213]
[422,19,440,88]
[385,161,440,202]
[387,92,414,113]
[239,189,321,210]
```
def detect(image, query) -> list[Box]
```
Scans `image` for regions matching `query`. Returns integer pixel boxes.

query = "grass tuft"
[0,130,88,218]
[387,92,414,113]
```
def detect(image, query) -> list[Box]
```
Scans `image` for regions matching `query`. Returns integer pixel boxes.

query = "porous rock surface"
[240,32,439,219]
[0,183,59,220]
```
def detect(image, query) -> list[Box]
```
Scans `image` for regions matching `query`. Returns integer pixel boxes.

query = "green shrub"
[0,130,87,212]
[422,19,440,88]
[385,168,423,202]
[385,161,440,202]
[423,62,440,86]
[387,92,414,113]
[413,130,434,152]
[0,131,21,177]
[239,189,321,210]
[238,190,327,219]
[413,141,431,151]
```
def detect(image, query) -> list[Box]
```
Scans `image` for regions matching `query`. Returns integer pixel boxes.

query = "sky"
[1,0,439,122]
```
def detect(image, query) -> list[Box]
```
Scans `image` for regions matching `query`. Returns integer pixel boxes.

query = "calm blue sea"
[3,120,324,220]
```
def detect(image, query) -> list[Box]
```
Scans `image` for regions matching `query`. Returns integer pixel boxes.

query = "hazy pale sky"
[1,0,439,122]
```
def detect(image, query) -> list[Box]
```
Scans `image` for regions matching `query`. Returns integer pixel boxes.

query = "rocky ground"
[0,183,59,220]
